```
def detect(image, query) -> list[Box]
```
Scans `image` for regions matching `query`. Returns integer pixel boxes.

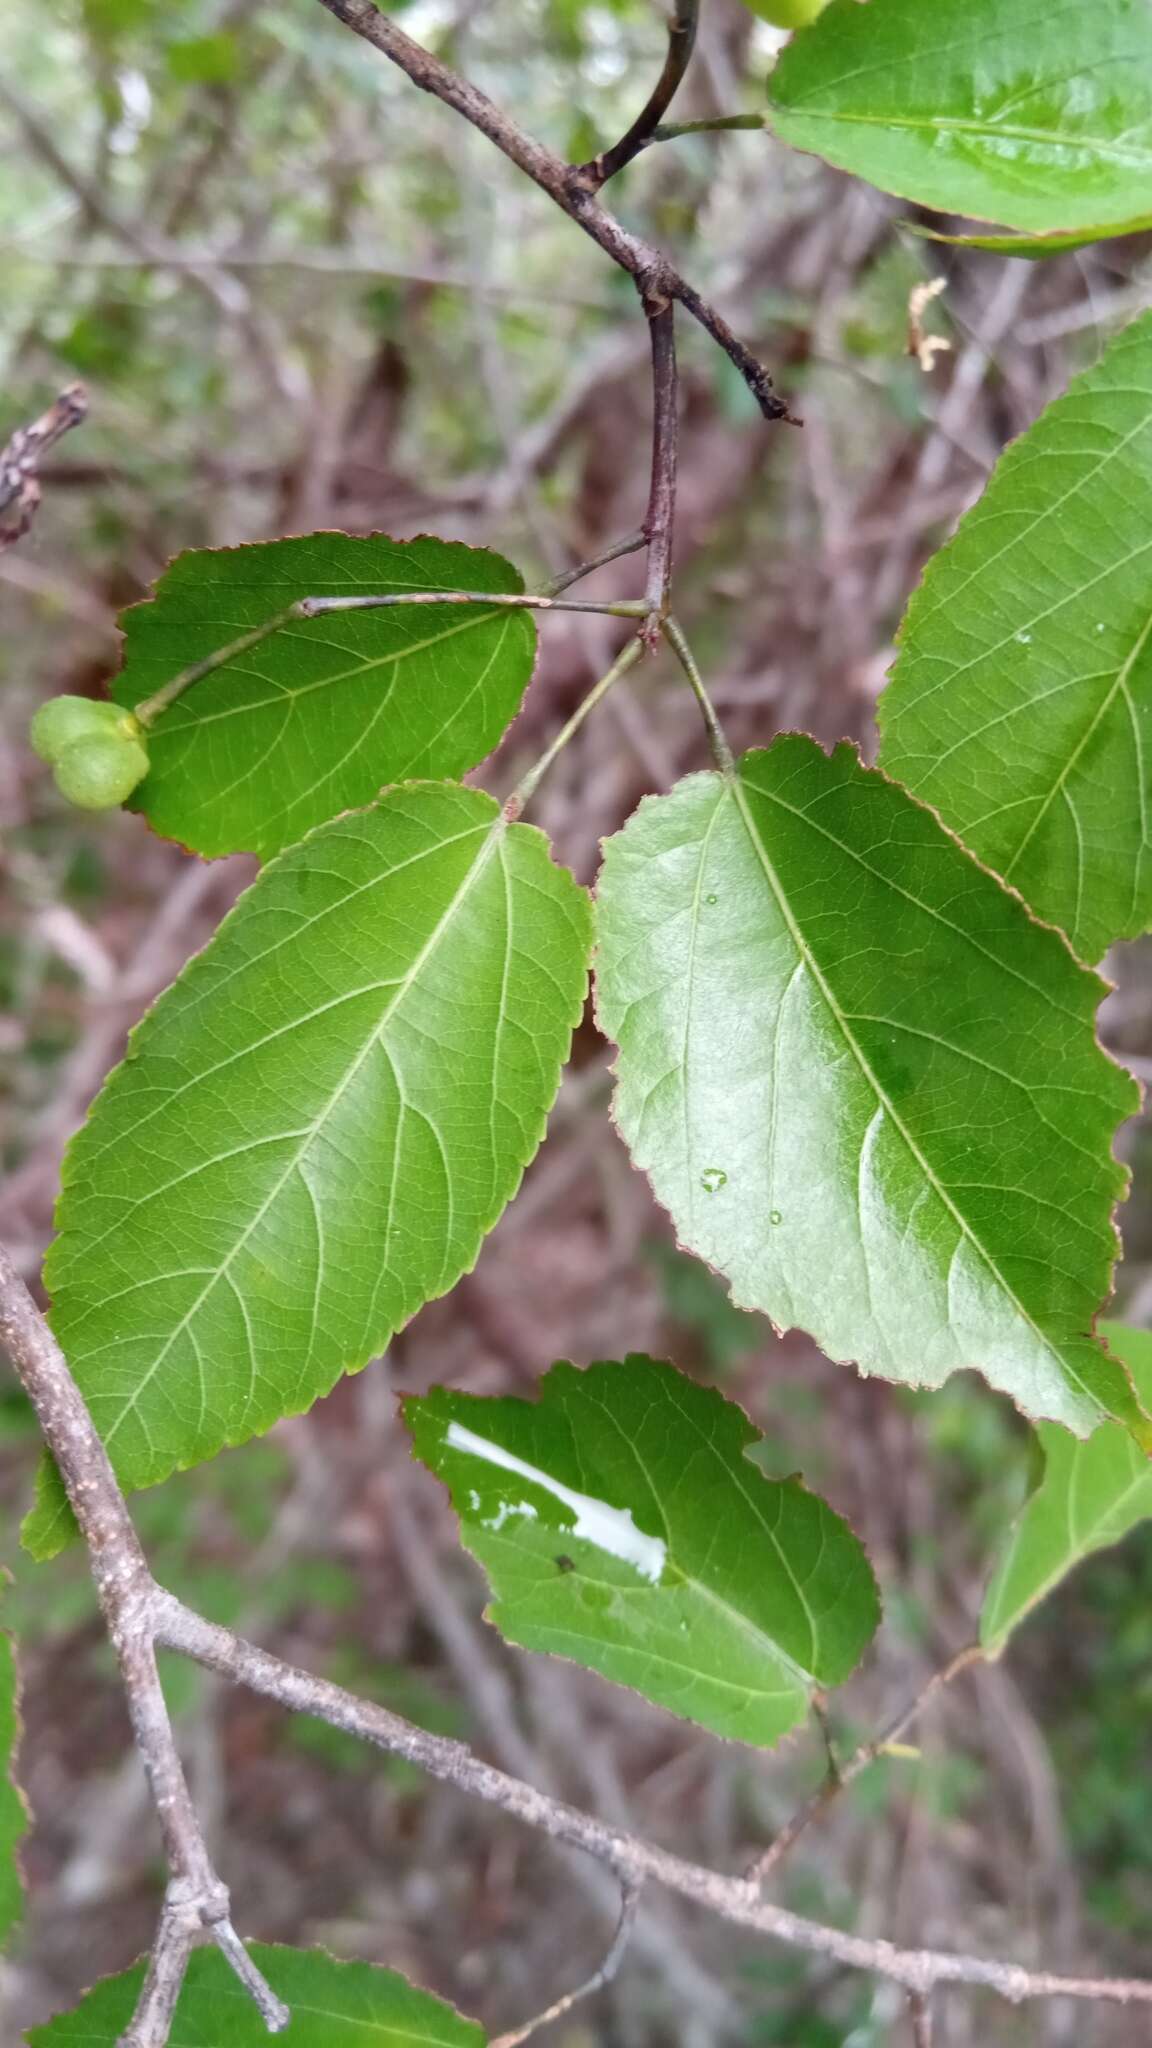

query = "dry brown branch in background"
[0,386,87,551]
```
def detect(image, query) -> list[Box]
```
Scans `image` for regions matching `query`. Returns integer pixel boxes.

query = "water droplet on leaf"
[770,1209,782,1225]
[706,893,718,905]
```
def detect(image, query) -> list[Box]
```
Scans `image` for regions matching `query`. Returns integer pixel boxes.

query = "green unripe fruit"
[30,694,125,764]
[53,732,150,811]
[742,0,828,26]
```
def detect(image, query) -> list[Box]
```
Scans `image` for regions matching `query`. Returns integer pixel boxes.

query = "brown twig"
[747,1645,986,1884]
[909,1989,935,2046]
[582,0,699,189]
[640,290,678,647]
[3,1248,1152,2034]
[131,588,650,730]
[0,1246,287,2048]
[0,385,88,550]
[490,1880,643,2047]
[151,1590,1152,2011]
[311,0,790,425]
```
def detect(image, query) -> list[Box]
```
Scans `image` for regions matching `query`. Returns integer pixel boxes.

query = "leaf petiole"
[133,588,648,728]
[510,634,647,812]
[662,616,734,772]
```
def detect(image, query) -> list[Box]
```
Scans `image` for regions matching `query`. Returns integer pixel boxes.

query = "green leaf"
[0,1616,26,1948]
[981,1324,1152,1656]
[113,534,536,860]
[767,0,1152,237]
[594,739,1146,1443]
[28,784,590,1557]
[879,311,1152,964]
[165,32,242,85]
[406,1355,879,1747]
[905,215,1152,258]
[27,1943,485,2046]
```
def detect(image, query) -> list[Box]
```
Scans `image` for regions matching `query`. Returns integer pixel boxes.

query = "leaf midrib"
[726,772,1101,1421]
[99,814,507,1453]
[154,605,518,731]
[586,1377,821,1683]
[779,104,1152,173]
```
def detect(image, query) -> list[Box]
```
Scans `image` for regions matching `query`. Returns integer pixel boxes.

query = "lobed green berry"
[29,694,125,765]
[53,733,151,811]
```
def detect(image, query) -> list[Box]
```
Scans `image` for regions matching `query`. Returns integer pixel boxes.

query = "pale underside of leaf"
[406,1356,880,1747]
[29,784,590,1556]
[112,532,536,859]
[595,739,1144,1441]
[879,309,1152,963]
[768,0,1152,237]
[981,1324,1152,1654]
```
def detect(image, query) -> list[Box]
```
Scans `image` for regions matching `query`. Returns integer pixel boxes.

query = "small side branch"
[909,1990,935,2046]
[3,1233,1152,2035]
[641,290,678,648]
[0,384,88,550]
[312,0,790,424]
[132,589,649,727]
[747,1645,985,1884]
[152,1590,1152,2011]
[583,0,699,189]
[0,1248,286,2047]
[491,1879,643,2047]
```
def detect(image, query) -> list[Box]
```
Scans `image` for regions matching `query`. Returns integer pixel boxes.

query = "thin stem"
[295,591,648,619]
[747,1645,985,1884]
[909,1990,935,2046]
[134,608,299,726]
[641,291,678,646]
[652,113,765,141]
[510,634,646,810]
[153,1589,1152,2010]
[118,1905,194,2048]
[546,528,647,596]
[133,591,647,727]
[583,0,699,189]
[0,1245,289,2045]
[661,616,734,772]
[491,1880,643,2047]
[312,0,790,423]
[3,1218,1152,2032]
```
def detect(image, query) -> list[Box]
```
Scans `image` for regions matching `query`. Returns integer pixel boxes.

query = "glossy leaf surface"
[113,533,536,859]
[768,0,1152,236]
[595,740,1144,1440]
[407,1355,879,1746]
[28,1944,485,2046]
[29,785,590,1556]
[982,1325,1152,1656]
[880,311,1152,963]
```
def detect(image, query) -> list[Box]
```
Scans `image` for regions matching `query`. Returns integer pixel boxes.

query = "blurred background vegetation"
[2,1,1152,2042]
